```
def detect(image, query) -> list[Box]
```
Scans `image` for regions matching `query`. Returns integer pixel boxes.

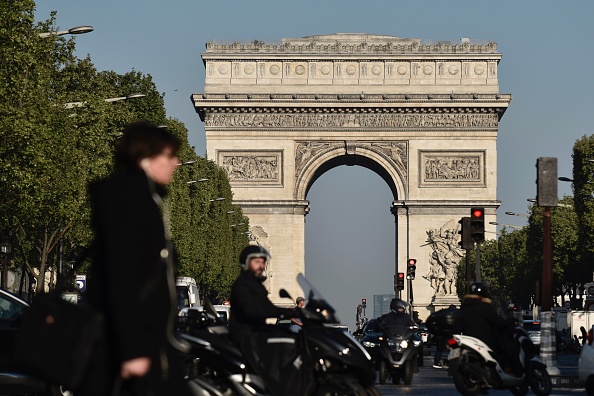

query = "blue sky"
[36,1,594,329]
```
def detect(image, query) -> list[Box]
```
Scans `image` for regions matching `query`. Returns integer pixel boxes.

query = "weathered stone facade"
[192,34,510,319]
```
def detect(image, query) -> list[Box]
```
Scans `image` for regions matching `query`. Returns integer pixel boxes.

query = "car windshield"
[0,291,27,319]
[176,286,189,310]
[364,319,381,333]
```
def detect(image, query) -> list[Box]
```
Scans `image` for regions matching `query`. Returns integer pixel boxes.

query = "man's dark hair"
[115,122,181,170]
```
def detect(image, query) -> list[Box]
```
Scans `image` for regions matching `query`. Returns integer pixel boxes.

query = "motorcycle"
[177,302,270,395]
[446,326,552,396]
[254,273,380,396]
[376,326,421,385]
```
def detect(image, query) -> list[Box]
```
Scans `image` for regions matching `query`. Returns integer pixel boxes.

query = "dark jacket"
[229,271,283,345]
[379,311,416,338]
[461,294,515,352]
[84,167,186,395]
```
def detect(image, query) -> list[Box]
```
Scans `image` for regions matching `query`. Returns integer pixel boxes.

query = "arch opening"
[305,165,396,331]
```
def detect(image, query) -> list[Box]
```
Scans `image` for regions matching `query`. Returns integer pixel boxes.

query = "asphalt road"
[374,354,584,396]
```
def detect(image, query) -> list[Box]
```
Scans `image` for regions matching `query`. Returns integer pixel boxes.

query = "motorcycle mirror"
[279,288,292,300]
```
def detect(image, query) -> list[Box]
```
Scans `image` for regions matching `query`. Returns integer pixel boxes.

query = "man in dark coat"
[229,245,285,345]
[461,282,517,373]
[83,122,190,396]
[379,298,417,338]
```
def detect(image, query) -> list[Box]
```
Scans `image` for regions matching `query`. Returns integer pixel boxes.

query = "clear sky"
[36,1,594,330]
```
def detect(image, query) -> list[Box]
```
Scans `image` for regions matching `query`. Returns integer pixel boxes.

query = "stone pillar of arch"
[192,34,511,318]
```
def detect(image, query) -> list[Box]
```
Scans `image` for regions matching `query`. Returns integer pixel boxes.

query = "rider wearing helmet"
[461,282,518,373]
[229,245,287,345]
[379,298,417,337]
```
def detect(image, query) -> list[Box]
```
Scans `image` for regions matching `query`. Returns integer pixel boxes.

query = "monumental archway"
[192,34,511,319]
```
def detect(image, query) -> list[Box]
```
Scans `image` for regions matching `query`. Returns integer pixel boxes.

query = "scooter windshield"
[297,273,339,323]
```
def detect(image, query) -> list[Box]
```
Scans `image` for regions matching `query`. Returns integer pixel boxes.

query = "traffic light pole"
[466,249,472,293]
[475,242,482,282]
[542,206,552,311]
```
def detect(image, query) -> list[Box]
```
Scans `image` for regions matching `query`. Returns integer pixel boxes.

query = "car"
[578,325,594,396]
[178,305,231,325]
[522,320,541,347]
[0,288,65,395]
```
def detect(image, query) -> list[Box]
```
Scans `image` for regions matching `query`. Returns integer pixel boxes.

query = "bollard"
[540,311,560,376]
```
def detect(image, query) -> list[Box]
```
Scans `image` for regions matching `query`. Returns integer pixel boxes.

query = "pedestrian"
[229,245,292,345]
[289,297,305,332]
[581,326,588,346]
[83,122,191,396]
[433,305,457,369]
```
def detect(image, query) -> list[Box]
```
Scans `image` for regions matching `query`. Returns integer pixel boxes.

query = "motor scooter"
[376,326,421,385]
[446,326,551,396]
[241,274,380,396]
[177,302,270,396]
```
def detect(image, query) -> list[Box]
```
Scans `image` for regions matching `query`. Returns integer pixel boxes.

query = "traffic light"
[470,207,485,242]
[458,217,474,249]
[395,273,405,291]
[362,298,367,309]
[406,259,417,280]
[536,157,558,207]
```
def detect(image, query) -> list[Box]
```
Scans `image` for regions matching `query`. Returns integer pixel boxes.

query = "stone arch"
[295,143,407,201]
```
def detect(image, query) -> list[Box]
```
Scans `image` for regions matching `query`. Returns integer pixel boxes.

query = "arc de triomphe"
[192,34,510,318]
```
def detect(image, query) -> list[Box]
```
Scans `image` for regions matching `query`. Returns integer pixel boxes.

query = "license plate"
[448,348,461,360]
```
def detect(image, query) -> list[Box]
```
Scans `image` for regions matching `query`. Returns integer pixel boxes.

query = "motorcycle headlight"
[362,341,377,348]
[399,340,409,349]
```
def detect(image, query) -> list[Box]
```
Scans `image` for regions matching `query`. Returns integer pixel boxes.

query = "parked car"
[578,325,594,396]
[522,320,541,347]
[0,288,64,395]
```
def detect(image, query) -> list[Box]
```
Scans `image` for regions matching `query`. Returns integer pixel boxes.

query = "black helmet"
[469,282,490,298]
[239,245,270,271]
[390,298,408,313]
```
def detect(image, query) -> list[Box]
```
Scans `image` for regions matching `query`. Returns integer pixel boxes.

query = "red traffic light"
[397,273,405,279]
[362,298,366,303]
[407,258,417,266]
[472,208,484,218]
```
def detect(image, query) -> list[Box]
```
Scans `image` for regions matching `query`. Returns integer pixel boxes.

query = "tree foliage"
[1,1,247,298]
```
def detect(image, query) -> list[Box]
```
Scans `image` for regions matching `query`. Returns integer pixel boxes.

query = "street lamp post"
[38,25,94,39]
[64,93,146,109]
[489,221,523,230]
[0,239,12,289]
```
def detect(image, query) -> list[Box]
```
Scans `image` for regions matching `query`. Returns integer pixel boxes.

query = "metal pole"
[542,206,552,311]
[466,249,472,293]
[475,243,482,282]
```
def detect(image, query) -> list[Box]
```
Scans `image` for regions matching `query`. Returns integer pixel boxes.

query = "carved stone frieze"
[423,219,465,298]
[295,142,341,176]
[419,151,485,187]
[205,35,499,55]
[205,113,499,129]
[294,141,408,185]
[218,151,283,186]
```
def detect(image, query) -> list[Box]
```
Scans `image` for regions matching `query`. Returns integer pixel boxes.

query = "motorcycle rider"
[229,245,291,345]
[379,298,417,337]
[461,282,519,374]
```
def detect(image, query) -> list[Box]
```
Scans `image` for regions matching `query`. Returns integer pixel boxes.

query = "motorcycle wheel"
[509,383,529,396]
[453,370,482,396]
[527,364,552,396]
[378,360,387,385]
[403,360,413,385]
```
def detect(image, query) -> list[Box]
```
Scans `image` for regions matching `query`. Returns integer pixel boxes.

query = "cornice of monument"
[204,34,500,57]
